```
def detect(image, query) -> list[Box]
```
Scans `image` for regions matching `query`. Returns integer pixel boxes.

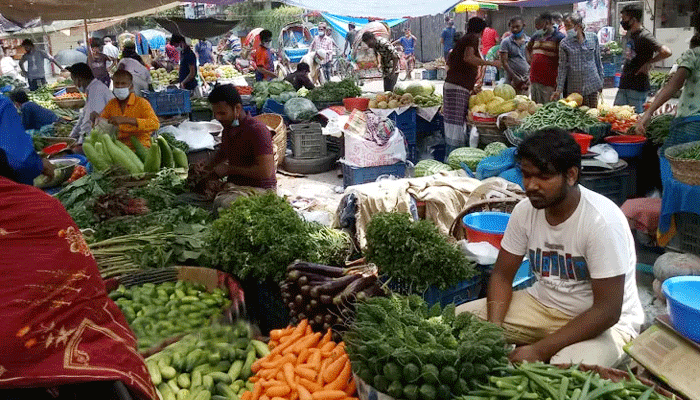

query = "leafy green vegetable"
[306,78,362,103]
[645,114,673,145]
[160,131,190,153]
[365,213,476,290]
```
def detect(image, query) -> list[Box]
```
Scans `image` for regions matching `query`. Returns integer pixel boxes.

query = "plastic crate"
[342,162,406,187]
[407,144,418,164]
[603,62,618,77]
[289,123,327,159]
[417,113,444,134]
[385,275,483,307]
[389,108,417,145]
[262,98,286,116]
[478,260,536,291]
[243,104,258,117]
[580,165,633,206]
[144,89,191,116]
[422,69,438,80]
[674,212,700,256]
[190,108,212,122]
[326,135,343,157]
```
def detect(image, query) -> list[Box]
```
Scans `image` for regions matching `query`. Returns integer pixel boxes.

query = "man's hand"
[108,116,131,126]
[41,158,55,179]
[490,60,502,69]
[633,114,651,136]
[636,62,652,76]
[550,90,562,102]
[509,344,546,363]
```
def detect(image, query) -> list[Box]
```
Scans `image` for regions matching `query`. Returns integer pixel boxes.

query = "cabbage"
[494,83,516,101]
[268,80,294,95]
[394,81,408,95]
[405,80,435,97]
[414,160,452,177]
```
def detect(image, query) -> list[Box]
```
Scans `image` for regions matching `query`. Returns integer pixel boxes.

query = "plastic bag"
[459,240,499,265]
[284,97,318,122]
[476,148,516,180]
[159,123,216,152]
[589,143,619,164]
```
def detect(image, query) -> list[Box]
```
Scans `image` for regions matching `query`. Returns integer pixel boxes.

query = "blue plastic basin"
[662,276,700,343]
[462,212,511,249]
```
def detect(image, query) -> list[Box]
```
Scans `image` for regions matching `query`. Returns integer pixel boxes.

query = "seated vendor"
[456,128,644,368]
[9,89,58,131]
[284,62,315,91]
[205,84,276,210]
[98,70,159,149]
[0,148,156,400]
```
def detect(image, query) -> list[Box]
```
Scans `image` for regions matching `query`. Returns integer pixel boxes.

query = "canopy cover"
[154,17,240,40]
[321,13,405,38]
[282,0,464,19]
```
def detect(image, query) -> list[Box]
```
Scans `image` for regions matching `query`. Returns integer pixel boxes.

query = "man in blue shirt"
[441,19,456,61]
[393,28,418,80]
[195,38,214,65]
[171,34,198,91]
[0,95,53,185]
[9,90,59,131]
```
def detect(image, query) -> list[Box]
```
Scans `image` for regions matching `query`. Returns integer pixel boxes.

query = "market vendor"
[19,39,65,91]
[9,89,59,131]
[284,62,315,91]
[117,41,153,96]
[361,32,400,92]
[170,34,198,91]
[68,63,114,145]
[457,128,644,368]
[254,30,277,82]
[0,148,157,400]
[98,70,159,149]
[205,84,276,210]
[0,95,54,185]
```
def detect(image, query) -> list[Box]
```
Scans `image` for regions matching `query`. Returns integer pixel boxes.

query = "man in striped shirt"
[527,12,565,104]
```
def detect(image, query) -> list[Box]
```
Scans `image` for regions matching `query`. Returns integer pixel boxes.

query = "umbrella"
[54,49,87,67]
[454,1,499,12]
[244,28,264,48]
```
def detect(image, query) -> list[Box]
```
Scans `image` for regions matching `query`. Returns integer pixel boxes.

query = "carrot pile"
[241,319,357,400]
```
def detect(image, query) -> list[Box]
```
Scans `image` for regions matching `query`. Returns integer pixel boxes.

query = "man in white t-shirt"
[457,128,644,368]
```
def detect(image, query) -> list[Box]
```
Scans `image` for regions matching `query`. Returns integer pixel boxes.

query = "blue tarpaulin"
[321,13,406,37]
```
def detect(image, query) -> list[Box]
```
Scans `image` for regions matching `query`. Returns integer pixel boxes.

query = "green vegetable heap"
[253,79,297,109]
[306,78,362,103]
[644,114,673,146]
[345,295,509,400]
[518,102,600,134]
[673,142,700,161]
[109,280,231,351]
[366,212,476,290]
[460,362,672,400]
[145,322,269,400]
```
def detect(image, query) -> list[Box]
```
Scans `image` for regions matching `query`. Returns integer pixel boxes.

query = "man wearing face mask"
[551,15,604,108]
[98,70,159,149]
[255,30,277,82]
[614,4,672,114]
[205,84,276,210]
[311,24,337,83]
[67,63,114,146]
[500,16,530,95]
[527,12,565,104]
[171,34,198,91]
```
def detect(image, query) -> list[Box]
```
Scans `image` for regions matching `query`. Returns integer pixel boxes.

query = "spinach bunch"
[365,212,476,290]
[306,79,362,103]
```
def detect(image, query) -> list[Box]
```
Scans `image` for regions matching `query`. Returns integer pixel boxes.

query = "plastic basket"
[580,162,632,206]
[662,276,700,343]
[342,162,406,187]
[289,123,327,159]
[385,275,483,307]
[603,62,618,77]
[190,108,213,122]
[389,108,417,145]
[665,141,700,186]
[243,104,258,116]
[254,113,287,168]
[144,89,191,116]
[262,98,286,116]
[674,212,700,256]
[422,69,438,80]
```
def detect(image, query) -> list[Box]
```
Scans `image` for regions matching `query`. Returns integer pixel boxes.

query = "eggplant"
[336,275,378,304]
[323,314,333,324]
[309,299,319,309]
[305,303,314,314]
[298,275,309,286]
[314,314,324,326]
[322,322,331,331]
[297,313,307,321]
[317,274,361,295]
[300,285,311,297]
[287,261,345,277]
[320,295,333,305]
[294,294,304,306]
[310,286,321,299]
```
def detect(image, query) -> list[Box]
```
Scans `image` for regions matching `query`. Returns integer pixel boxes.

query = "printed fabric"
[500,186,645,338]
[442,82,470,148]
[556,32,603,96]
[0,176,156,399]
[675,47,700,119]
[375,37,400,77]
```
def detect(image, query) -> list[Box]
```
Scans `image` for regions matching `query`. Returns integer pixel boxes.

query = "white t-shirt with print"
[501,186,644,338]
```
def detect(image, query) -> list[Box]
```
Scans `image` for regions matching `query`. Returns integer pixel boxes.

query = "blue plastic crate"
[243,104,258,116]
[144,89,191,116]
[262,99,286,116]
[389,108,417,144]
[603,63,618,77]
[407,144,418,164]
[385,275,484,307]
[422,69,438,80]
[478,260,536,291]
[417,113,444,135]
[342,162,406,187]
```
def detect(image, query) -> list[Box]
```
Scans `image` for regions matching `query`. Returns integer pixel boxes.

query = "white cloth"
[117,58,151,96]
[0,56,22,80]
[102,42,120,60]
[500,186,644,338]
[71,79,115,142]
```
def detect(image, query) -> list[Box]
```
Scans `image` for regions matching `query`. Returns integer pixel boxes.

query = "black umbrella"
[55,49,87,67]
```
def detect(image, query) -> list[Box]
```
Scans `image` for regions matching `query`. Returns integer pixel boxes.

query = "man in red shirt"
[527,12,565,104]
[205,84,276,211]
[481,22,499,57]
[254,29,276,82]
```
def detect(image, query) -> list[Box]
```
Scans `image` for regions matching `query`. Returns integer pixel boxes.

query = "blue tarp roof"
[321,13,406,37]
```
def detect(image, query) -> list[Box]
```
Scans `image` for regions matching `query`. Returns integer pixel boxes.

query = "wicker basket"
[469,118,507,147]
[54,97,85,108]
[254,113,287,168]
[665,141,700,186]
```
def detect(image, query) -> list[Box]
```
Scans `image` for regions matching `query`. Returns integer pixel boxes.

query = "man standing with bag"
[614,4,672,113]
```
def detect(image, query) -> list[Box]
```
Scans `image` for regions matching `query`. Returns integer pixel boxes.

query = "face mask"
[113,87,130,100]
[567,29,576,38]
[319,31,325,37]
[232,119,240,127]
[263,41,272,48]
[512,30,524,39]
[620,20,631,31]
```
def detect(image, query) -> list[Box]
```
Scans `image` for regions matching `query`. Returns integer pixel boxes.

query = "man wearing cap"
[67,63,114,146]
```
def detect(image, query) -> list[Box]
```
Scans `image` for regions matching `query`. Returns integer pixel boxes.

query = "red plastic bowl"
[605,135,646,144]
[571,133,593,154]
[343,97,370,112]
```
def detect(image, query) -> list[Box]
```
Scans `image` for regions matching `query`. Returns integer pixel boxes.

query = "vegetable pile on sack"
[390,81,443,108]
[306,78,362,103]
[146,322,268,400]
[462,362,672,400]
[243,319,357,400]
[281,261,385,335]
[110,280,232,351]
[345,295,509,399]
[365,212,477,291]
[206,192,353,282]
[253,79,298,108]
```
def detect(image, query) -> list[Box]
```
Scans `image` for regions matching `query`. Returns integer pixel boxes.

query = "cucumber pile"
[146,323,269,400]
[109,281,231,351]
[344,295,509,400]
